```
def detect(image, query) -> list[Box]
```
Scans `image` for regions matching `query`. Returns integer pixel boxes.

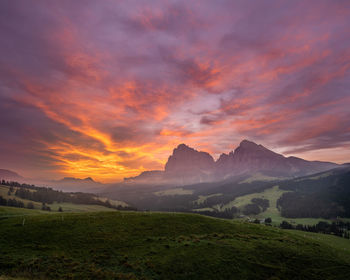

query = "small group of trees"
[242,198,270,215]
[243,204,261,215]
[194,206,238,219]
[0,195,63,212]
[250,217,272,224]
[280,220,350,239]
[7,186,14,195]
[41,203,51,211]
[27,202,34,209]
[0,195,32,209]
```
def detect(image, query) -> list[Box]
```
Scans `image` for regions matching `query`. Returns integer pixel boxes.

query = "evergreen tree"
[27,202,34,209]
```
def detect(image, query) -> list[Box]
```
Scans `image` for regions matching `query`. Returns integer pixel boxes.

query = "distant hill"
[49,176,105,193]
[0,170,104,193]
[0,169,22,181]
[0,180,131,213]
[124,140,338,185]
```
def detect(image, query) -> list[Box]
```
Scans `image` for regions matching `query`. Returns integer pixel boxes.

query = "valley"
[1,140,350,279]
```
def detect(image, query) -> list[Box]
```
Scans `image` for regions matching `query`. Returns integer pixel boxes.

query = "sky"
[0,0,350,182]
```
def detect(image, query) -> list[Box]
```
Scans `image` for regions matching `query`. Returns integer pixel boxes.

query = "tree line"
[193,206,238,219]
[242,198,269,215]
[0,195,25,208]
[277,192,339,219]
[279,220,350,239]
[277,169,350,219]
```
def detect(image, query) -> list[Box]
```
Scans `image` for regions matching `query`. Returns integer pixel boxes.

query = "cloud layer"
[1,0,349,181]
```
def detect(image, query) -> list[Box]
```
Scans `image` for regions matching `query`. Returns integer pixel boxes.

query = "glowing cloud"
[0,0,349,182]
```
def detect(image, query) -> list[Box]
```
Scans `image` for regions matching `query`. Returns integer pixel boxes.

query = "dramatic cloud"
[0,0,349,181]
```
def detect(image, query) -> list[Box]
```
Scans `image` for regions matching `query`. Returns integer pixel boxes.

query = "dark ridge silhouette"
[0,169,23,180]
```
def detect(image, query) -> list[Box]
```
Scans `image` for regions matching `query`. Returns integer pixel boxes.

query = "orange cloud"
[2,0,350,182]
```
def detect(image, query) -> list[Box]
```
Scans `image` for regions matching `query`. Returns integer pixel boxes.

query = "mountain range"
[0,170,103,193]
[0,140,340,192]
[2,140,349,220]
[125,140,338,185]
[51,177,104,192]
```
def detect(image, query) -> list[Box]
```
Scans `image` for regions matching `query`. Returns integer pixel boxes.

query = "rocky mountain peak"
[84,177,94,182]
[239,139,259,147]
[175,143,193,151]
[164,144,215,184]
[165,145,214,172]
[236,139,269,153]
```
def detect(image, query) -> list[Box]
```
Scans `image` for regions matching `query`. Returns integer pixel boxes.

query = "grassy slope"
[250,187,330,225]
[194,193,222,204]
[219,185,286,210]
[194,185,332,226]
[238,173,280,184]
[154,188,194,196]
[0,185,117,213]
[49,202,117,212]
[0,206,49,217]
[0,211,350,280]
[288,230,350,260]
[0,186,42,209]
[96,197,129,207]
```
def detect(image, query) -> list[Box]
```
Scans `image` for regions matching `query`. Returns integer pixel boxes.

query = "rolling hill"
[0,182,131,214]
[0,211,350,279]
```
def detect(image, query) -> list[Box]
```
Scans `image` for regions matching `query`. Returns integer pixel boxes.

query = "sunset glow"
[1,0,350,182]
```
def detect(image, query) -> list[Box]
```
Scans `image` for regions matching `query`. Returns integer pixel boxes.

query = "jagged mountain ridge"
[50,177,104,193]
[125,140,338,185]
[216,140,336,179]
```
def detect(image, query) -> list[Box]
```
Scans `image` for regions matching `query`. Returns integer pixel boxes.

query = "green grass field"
[194,193,222,204]
[0,209,350,279]
[49,202,117,212]
[96,197,128,207]
[238,173,280,184]
[219,185,287,211]
[288,230,350,260]
[0,206,49,217]
[154,187,194,196]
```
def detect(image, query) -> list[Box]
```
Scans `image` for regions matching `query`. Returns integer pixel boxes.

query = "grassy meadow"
[193,185,336,226]
[0,210,350,279]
